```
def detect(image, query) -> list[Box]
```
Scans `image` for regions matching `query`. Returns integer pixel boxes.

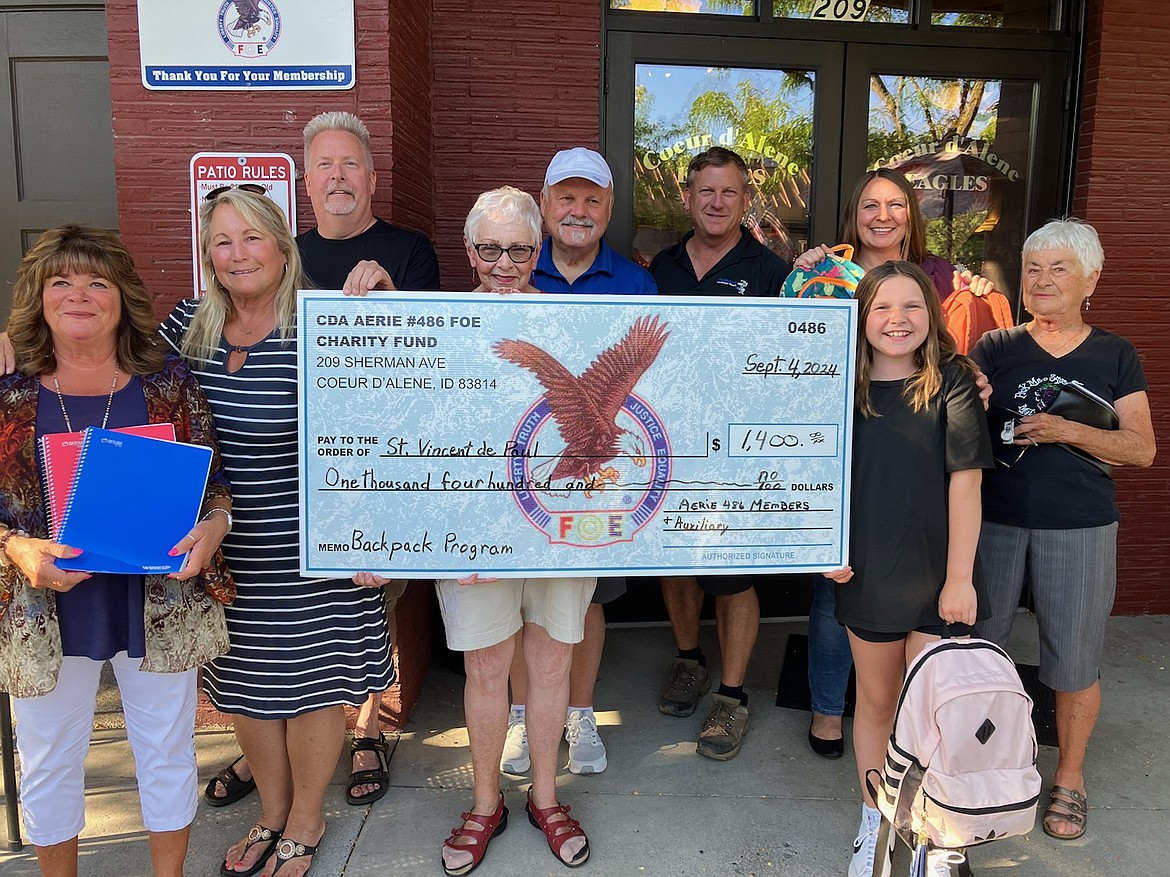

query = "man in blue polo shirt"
[501,148,653,787]
[533,147,658,295]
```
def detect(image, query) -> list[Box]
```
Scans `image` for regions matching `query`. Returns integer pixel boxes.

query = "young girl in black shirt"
[826,261,992,877]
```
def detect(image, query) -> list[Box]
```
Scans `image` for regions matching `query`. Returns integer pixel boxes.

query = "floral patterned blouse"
[0,354,232,697]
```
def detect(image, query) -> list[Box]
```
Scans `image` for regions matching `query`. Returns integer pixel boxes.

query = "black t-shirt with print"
[971,325,1147,529]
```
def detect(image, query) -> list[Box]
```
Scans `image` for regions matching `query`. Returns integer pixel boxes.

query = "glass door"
[603,30,1071,618]
[843,44,1069,304]
[606,35,1069,306]
[605,33,845,266]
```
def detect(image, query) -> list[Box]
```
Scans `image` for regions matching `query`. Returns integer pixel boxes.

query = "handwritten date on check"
[297,292,857,578]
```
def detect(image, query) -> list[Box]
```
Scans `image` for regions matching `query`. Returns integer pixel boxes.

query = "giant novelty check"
[298,292,857,578]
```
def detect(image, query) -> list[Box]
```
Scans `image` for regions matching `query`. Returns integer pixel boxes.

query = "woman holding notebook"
[0,225,233,877]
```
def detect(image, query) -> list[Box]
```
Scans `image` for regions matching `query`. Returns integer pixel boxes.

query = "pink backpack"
[869,638,1042,849]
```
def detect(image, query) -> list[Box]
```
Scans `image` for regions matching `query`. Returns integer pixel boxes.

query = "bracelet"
[0,526,29,560]
[200,507,233,533]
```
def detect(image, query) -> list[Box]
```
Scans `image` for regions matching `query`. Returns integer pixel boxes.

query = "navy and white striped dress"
[160,300,393,719]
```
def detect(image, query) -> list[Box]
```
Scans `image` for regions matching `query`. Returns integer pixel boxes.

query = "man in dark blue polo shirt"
[649,146,791,762]
[533,147,657,295]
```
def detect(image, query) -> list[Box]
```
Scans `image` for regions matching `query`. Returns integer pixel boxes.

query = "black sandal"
[345,732,391,805]
[270,835,323,877]
[220,824,281,877]
[205,754,257,807]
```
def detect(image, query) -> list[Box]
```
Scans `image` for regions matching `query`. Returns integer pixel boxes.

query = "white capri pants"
[12,651,198,846]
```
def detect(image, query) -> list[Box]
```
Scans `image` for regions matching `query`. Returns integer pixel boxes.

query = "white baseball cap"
[544,147,613,189]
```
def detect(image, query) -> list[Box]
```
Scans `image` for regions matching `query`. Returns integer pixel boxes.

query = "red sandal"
[442,792,508,876]
[525,789,590,868]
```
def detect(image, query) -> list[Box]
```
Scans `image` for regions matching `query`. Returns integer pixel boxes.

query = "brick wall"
[1074,0,1170,614]
[430,0,602,289]
[106,0,436,724]
[105,0,434,312]
[388,0,437,237]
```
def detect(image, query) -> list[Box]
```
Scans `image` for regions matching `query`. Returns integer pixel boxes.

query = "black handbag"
[1044,381,1118,476]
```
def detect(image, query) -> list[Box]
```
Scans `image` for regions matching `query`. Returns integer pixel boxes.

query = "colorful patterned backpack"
[780,244,865,299]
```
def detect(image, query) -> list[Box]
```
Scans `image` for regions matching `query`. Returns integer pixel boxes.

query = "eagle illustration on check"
[493,315,671,495]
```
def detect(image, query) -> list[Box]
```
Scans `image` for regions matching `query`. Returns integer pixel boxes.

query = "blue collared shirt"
[533,237,659,295]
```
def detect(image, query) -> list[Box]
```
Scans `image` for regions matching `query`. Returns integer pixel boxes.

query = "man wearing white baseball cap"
[533,147,657,295]
[499,148,654,791]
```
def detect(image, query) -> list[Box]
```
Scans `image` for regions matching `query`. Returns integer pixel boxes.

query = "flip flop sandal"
[270,834,323,877]
[1042,785,1088,840]
[220,824,281,877]
[442,793,508,876]
[345,732,391,806]
[525,789,590,868]
[205,755,257,807]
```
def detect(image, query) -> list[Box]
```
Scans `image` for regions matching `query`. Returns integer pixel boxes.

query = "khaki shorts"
[434,577,596,651]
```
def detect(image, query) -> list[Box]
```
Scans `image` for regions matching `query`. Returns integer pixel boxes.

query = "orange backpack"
[942,282,1014,354]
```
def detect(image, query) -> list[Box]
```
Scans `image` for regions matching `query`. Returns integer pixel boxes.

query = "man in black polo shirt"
[649,147,790,299]
[649,146,790,761]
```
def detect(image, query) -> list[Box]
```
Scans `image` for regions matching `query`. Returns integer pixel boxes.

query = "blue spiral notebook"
[55,427,213,574]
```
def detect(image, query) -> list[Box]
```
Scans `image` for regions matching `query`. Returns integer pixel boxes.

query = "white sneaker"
[564,709,607,774]
[848,805,884,877]
[925,850,968,877]
[500,707,530,773]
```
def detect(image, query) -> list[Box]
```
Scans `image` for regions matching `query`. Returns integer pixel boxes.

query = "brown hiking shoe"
[696,693,749,761]
[658,657,710,717]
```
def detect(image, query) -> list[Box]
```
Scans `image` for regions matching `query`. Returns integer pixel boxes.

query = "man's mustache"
[560,217,595,229]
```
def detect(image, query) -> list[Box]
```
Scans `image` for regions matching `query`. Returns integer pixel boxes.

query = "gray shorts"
[975,520,1118,692]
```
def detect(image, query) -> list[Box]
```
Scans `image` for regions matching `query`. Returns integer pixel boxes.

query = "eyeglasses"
[472,243,537,263]
[204,183,268,201]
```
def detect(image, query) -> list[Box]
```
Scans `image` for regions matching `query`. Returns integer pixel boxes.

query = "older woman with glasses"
[971,219,1154,843]
[436,187,594,876]
[464,187,542,294]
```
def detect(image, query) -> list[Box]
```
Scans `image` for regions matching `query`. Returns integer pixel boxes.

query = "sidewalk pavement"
[1,613,1167,877]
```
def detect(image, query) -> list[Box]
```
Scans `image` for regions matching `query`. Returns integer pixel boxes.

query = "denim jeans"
[808,577,853,716]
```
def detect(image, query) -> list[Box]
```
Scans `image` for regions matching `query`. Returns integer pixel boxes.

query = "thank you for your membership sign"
[138,0,356,90]
[298,292,857,578]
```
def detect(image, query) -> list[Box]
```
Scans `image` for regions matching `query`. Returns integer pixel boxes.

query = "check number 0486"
[810,0,869,22]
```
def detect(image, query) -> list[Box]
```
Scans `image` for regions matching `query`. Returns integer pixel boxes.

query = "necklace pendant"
[52,365,120,433]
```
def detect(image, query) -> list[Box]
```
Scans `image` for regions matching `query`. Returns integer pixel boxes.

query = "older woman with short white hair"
[463,186,543,294]
[436,186,594,876]
[972,218,1155,843]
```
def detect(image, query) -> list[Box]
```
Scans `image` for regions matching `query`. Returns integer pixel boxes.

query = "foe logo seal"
[494,317,672,548]
[505,394,671,548]
[218,0,281,57]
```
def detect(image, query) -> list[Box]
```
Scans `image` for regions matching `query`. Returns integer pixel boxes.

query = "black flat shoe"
[808,724,844,759]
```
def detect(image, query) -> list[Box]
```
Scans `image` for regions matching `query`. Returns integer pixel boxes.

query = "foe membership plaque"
[298,292,857,578]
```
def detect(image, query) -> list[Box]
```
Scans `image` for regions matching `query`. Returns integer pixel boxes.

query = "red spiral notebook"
[40,423,176,538]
